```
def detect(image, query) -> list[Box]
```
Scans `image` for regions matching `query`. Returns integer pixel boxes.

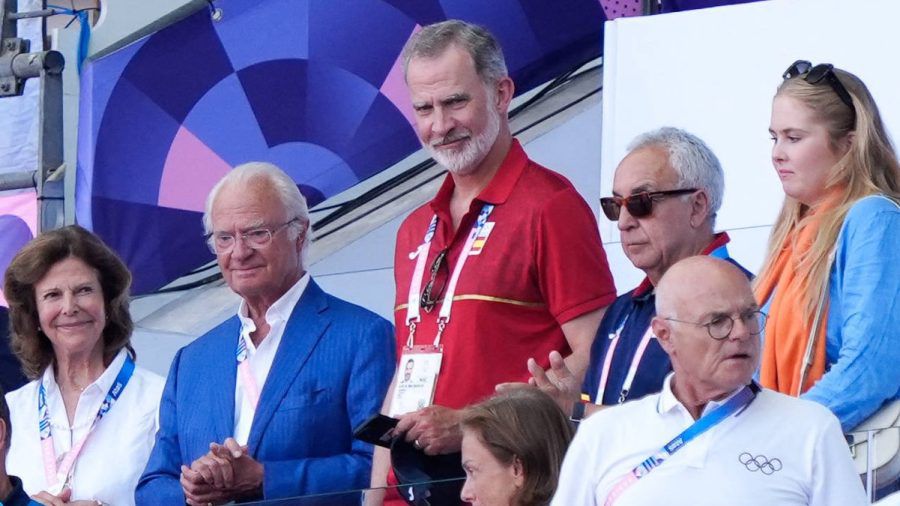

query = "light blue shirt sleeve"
[802,196,900,431]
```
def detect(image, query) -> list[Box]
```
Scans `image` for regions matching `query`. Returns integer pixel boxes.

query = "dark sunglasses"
[782,60,855,112]
[420,248,449,312]
[600,188,697,221]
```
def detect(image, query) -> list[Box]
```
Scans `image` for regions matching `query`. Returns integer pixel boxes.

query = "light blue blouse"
[801,195,900,431]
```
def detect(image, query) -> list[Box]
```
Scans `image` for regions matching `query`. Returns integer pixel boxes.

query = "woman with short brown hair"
[459,388,573,506]
[3,225,164,506]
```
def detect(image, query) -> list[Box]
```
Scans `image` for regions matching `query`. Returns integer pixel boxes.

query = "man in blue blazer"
[137,162,395,505]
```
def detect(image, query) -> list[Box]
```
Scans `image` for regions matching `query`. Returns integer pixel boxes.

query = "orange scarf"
[756,203,835,397]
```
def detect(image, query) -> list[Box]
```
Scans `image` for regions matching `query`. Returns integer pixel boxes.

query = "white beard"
[425,103,501,175]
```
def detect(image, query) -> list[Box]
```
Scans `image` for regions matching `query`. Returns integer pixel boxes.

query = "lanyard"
[39,354,135,493]
[236,333,261,412]
[604,382,759,506]
[404,204,494,348]
[708,243,729,260]
[596,244,729,405]
[596,313,655,404]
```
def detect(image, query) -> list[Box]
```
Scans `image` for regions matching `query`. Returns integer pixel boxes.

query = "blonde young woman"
[759,61,900,435]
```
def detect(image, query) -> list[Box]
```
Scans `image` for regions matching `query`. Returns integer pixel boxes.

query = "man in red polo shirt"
[367,19,616,503]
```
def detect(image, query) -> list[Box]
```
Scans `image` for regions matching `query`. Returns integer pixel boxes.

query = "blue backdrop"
[76,0,609,294]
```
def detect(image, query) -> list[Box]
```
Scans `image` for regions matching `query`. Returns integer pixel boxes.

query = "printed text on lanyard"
[604,382,759,506]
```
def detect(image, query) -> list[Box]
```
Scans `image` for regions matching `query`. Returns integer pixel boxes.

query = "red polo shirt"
[393,140,616,409]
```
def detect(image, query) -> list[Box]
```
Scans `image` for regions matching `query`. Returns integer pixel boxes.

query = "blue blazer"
[136,280,395,504]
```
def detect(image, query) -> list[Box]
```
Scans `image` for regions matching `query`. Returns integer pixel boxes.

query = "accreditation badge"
[389,345,443,417]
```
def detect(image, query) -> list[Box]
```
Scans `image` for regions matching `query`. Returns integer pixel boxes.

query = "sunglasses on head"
[600,188,697,221]
[782,60,855,112]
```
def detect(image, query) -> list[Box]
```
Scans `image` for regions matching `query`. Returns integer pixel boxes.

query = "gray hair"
[402,19,507,85]
[203,162,311,267]
[627,127,725,223]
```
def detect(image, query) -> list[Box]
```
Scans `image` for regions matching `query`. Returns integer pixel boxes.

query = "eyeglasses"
[664,310,767,340]
[600,188,697,221]
[206,218,300,254]
[420,248,449,312]
[782,60,855,112]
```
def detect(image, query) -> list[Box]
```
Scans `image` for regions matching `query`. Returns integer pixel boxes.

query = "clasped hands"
[181,437,264,506]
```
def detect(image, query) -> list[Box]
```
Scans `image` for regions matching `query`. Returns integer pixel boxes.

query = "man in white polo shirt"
[552,256,865,506]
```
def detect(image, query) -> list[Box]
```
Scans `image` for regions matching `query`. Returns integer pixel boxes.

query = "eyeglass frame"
[420,248,449,311]
[663,309,768,340]
[205,218,302,254]
[782,60,855,113]
[600,188,698,221]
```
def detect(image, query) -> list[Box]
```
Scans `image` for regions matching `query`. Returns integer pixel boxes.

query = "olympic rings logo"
[738,452,783,475]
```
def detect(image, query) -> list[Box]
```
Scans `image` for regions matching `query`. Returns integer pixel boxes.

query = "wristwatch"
[570,401,587,424]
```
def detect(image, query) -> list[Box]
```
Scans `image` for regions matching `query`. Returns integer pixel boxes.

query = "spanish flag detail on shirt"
[468,222,495,256]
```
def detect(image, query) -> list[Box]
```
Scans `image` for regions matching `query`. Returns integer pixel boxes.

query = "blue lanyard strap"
[634,382,759,478]
[237,333,250,362]
[708,243,729,260]
[38,354,136,440]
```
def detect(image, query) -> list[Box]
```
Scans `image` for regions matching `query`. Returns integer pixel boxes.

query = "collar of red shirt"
[428,139,527,218]
[633,231,732,298]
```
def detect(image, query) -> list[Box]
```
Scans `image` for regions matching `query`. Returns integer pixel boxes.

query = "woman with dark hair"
[3,225,164,506]
[459,389,572,506]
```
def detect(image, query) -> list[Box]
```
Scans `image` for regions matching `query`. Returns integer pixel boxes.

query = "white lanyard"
[596,313,655,404]
[404,204,494,348]
[39,355,135,494]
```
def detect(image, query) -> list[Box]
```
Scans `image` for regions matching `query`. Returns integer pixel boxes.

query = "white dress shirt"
[553,374,867,506]
[5,348,164,506]
[233,273,309,445]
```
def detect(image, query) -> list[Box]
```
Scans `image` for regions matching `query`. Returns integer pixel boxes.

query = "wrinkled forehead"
[671,277,755,321]
[211,182,287,229]
[612,146,679,195]
[407,46,480,87]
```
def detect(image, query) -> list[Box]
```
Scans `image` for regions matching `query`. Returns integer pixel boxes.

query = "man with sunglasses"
[553,256,866,505]
[524,128,750,424]
[368,20,617,504]
[138,162,395,505]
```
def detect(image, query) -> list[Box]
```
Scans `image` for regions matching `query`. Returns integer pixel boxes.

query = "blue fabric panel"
[309,0,415,85]
[91,77,180,205]
[381,0,447,26]
[215,0,310,71]
[91,197,213,294]
[79,0,607,294]
[343,93,419,180]
[121,10,234,124]
[180,73,271,168]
